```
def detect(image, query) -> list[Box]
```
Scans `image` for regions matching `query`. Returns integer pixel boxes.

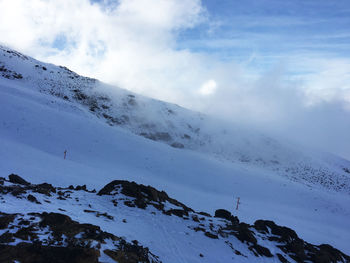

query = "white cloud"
[199,79,217,95]
[0,0,207,104]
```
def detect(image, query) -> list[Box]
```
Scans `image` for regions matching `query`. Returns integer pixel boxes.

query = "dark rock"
[84,209,95,214]
[193,227,206,233]
[192,215,200,222]
[98,180,193,214]
[254,220,298,242]
[8,174,30,186]
[204,232,218,239]
[128,98,137,106]
[0,209,161,263]
[164,209,188,218]
[249,244,273,257]
[252,220,350,262]
[83,210,114,220]
[183,134,191,139]
[215,209,239,225]
[104,239,153,263]
[19,220,30,226]
[124,200,136,208]
[134,199,147,209]
[215,209,232,220]
[39,212,73,230]
[253,220,269,233]
[73,89,87,101]
[276,253,288,263]
[0,213,16,229]
[14,226,38,241]
[140,132,172,142]
[154,132,171,141]
[102,113,125,125]
[27,194,41,204]
[0,243,100,263]
[34,183,56,196]
[198,211,211,217]
[234,223,257,245]
[11,187,27,196]
[0,232,15,243]
[312,244,349,263]
[75,185,87,191]
[171,142,184,149]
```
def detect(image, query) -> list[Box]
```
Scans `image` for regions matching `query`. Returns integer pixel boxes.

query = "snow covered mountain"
[1,45,349,195]
[1,45,350,261]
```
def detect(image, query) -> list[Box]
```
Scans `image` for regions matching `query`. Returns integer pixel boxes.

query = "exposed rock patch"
[8,174,30,186]
[0,212,160,263]
[98,180,193,217]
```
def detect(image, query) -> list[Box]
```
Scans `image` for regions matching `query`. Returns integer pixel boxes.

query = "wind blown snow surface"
[1,45,350,258]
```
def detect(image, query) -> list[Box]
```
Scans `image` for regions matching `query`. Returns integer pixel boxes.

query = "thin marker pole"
[236,197,240,210]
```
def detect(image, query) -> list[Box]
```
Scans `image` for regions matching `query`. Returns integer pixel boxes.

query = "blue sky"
[0,0,350,158]
[178,0,350,72]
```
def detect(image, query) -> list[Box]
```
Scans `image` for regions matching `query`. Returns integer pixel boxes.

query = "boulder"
[214,209,232,220]
[8,174,30,186]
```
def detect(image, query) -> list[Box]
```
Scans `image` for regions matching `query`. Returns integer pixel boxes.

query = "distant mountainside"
[1,45,350,260]
[1,45,349,194]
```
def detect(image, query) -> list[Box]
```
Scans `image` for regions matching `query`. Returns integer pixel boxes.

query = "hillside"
[1,45,350,261]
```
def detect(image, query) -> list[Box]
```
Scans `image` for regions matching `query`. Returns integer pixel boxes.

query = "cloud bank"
[0,0,350,159]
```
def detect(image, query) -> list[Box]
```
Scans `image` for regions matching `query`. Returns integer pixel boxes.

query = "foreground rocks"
[0,211,160,263]
[1,174,349,263]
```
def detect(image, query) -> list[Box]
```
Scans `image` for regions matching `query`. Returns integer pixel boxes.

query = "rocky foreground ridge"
[0,174,349,263]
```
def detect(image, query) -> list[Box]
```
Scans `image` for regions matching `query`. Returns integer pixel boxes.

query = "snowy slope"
[1,45,350,257]
[1,45,350,195]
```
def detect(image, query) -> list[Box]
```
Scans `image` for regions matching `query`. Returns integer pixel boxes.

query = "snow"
[1,45,350,258]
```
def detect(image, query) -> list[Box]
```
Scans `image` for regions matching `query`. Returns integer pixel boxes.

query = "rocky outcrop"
[0,211,160,263]
[253,220,349,263]
[98,180,193,216]
[1,174,349,263]
[214,209,239,224]
[0,243,99,263]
